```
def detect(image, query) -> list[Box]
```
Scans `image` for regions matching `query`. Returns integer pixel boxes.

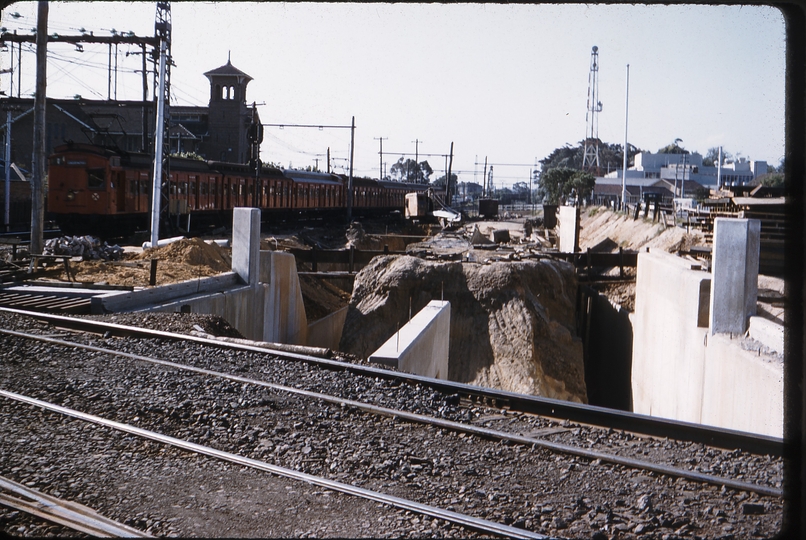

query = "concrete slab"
[709,218,760,335]
[369,300,450,379]
[748,316,784,354]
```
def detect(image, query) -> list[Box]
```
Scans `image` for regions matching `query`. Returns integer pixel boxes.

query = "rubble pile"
[44,235,124,261]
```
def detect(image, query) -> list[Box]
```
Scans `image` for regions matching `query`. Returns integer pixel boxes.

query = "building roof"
[595,177,666,188]
[204,59,252,83]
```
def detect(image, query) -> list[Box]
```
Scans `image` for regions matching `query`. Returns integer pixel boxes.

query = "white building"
[603,151,767,189]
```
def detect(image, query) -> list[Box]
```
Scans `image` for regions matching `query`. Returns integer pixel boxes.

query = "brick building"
[0,58,258,173]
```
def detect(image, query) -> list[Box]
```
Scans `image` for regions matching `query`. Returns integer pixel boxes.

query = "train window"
[200,182,207,195]
[87,168,105,190]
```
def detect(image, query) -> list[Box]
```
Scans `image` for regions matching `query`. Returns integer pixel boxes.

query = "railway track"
[0,309,784,538]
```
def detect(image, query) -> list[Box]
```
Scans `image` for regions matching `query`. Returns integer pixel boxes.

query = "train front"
[47,144,125,235]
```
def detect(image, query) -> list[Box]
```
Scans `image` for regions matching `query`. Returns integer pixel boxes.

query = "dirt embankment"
[340,255,586,402]
[577,207,706,311]
[578,206,704,253]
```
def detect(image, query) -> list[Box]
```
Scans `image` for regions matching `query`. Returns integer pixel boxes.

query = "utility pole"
[140,44,148,151]
[411,138,421,183]
[482,156,488,197]
[347,116,355,220]
[327,147,330,173]
[30,1,48,255]
[681,152,687,199]
[4,109,11,231]
[374,136,387,180]
[621,63,629,211]
[446,141,454,205]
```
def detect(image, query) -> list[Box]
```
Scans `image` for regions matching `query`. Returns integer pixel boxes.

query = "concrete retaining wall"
[631,250,783,437]
[95,208,311,345]
[369,300,450,379]
[307,306,348,351]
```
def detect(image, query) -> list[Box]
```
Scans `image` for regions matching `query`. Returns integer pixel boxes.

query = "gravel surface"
[0,311,784,539]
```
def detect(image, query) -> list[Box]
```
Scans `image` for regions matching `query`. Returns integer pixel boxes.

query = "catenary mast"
[150,1,172,246]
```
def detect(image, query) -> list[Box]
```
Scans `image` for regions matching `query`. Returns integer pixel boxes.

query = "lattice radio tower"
[582,45,602,175]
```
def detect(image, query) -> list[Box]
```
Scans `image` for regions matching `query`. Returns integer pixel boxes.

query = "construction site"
[0,2,800,538]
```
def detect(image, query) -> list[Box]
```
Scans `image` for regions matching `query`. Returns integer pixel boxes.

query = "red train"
[47,143,431,237]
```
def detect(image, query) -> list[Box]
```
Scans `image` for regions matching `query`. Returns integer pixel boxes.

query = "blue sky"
[2,2,786,186]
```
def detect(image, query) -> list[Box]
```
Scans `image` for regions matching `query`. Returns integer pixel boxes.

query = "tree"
[657,139,689,155]
[702,147,732,167]
[760,173,785,188]
[432,172,457,188]
[538,167,595,205]
[511,181,530,200]
[539,140,642,175]
[389,157,433,184]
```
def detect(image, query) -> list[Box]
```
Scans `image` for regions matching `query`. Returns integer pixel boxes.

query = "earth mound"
[135,238,231,272]
[340,255,586,402]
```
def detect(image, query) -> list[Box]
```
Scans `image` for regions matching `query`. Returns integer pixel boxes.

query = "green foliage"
[657,138,689,155]
[538,167,595,205]
[760,173,785,188]
[702,147,732,167]
[390,157,432,184]
[539,140,641,175]
[431,172,457,188]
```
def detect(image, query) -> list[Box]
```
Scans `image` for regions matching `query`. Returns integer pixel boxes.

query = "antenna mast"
[583,45,602,175]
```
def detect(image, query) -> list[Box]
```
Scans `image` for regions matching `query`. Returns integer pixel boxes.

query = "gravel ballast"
[0,312,784,539]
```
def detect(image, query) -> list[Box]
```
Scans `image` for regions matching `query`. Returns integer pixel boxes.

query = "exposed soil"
[35,237,232,288]
[577,207,707,312]
[340,255,587,402]
[578,206,705,254]
[298,275,352,322]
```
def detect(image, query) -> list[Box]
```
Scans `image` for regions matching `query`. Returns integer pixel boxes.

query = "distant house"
[0,58,259,172]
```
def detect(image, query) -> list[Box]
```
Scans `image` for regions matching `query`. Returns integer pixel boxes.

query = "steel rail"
[0,476,153,538]
[0,390,547,540]
[0,328,782,498]
[0,307,784,457]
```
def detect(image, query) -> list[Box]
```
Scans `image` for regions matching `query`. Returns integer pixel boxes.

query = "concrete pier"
[557,206,580,253]
[369,300,450,379]
[708,218,760,335]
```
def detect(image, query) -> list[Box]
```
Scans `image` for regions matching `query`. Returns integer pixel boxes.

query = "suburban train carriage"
[48,143,154,235]
[281,169,344,214]
[206,160,287,217]
[377,179,432,210]
[349,177,384,210]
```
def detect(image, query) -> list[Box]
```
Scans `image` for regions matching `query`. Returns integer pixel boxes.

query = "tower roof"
[204,59,252,83]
